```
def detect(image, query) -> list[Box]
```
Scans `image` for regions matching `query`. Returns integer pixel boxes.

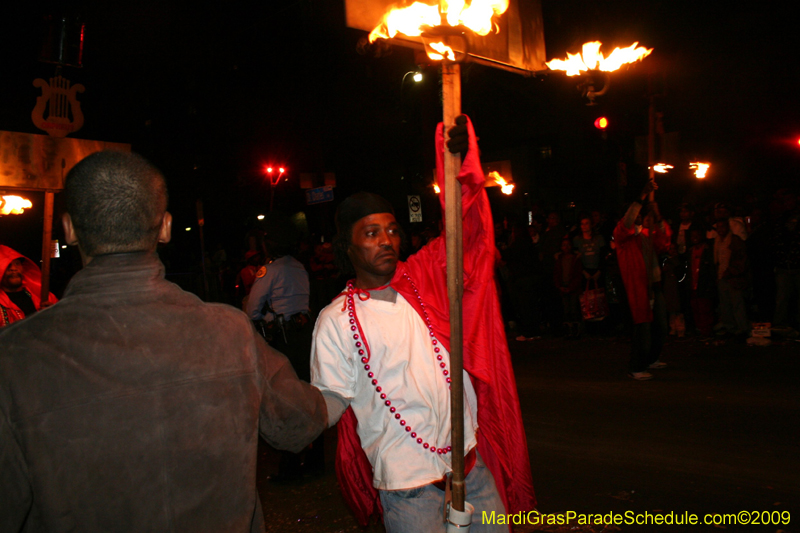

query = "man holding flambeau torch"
[614,179,672,380]
[311,116,536,532]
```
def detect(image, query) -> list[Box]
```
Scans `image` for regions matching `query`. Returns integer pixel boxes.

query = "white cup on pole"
[447,501,474,532]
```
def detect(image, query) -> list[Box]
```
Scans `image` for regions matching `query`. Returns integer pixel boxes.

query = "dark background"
[1,0,797,290]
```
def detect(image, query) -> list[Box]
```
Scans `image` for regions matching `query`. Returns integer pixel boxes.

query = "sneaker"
[628,371,653,380]
[648,360,667,369]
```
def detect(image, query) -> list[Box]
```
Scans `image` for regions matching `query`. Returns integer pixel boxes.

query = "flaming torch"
[690,162,710,179]
[652,163,673,174]
[547,41,652,104]
[368,0,510,520]
[486,171,514,194]
[546,41,652,76]
[549,40,656,193]
[368,0,509,61]
[0,195,33,216]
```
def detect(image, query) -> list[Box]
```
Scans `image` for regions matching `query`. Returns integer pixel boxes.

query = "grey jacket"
[0,252,327,532]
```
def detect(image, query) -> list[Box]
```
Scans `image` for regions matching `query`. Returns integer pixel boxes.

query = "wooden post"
[196,199,210,300]
[442,60,466,512]
[647,76,656,202]
[269,184,275,212]
[39,191,55,302]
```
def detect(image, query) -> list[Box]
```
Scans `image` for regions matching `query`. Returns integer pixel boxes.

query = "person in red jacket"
[0,245,57,327]
[613,182,672,380]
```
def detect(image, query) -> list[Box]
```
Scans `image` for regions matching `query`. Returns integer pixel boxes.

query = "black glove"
[446,115,469,157]
[639,180,657,201]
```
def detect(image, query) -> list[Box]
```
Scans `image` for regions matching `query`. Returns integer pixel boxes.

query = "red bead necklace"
[344,273,453,455]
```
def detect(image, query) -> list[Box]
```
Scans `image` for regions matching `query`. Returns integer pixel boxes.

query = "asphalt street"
[256,332,799,532]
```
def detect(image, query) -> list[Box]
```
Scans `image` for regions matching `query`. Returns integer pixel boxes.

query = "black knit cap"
[335,192,395,235]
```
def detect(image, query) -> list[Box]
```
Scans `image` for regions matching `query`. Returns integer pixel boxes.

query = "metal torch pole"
[442,60,466,512]
[39,190,55,302]
[647,76,656,202]
[269,183,275,212]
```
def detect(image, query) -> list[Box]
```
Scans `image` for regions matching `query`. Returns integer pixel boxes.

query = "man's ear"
[62,213,79,246]
[158,212,172,244]
[63,212,91,265]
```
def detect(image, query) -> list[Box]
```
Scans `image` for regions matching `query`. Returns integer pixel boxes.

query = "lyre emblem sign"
[31,75,85,138]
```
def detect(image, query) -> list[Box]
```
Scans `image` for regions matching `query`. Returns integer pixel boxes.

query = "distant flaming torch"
[690,162,710,179]
[547,41,652,105]
[368,0,509,61]
[547,41,652,76]
[0,195,33,215]
[652,163,673,174]
[485,171,514,194]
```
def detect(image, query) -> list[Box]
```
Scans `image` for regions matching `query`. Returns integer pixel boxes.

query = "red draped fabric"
[613,216,672,324]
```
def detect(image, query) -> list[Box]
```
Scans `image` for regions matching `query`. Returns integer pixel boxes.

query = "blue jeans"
[717,278,749,334]
[379,452,507,533]
[629,288,667,373]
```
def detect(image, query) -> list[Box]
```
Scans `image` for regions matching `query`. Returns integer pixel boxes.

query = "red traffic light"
[594,117,609,130]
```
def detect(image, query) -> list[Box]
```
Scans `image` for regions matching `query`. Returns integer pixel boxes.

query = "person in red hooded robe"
[613,182,672,380]
[0,245,57,327]
[310,117,535,532]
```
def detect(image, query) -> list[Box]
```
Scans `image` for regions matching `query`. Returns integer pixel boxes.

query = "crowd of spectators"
[10,185,796,355]
[495,187,800,346]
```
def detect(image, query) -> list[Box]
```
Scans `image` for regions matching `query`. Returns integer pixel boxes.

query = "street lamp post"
[401,70,423,87]
[400,70,423,125]
[264,166,286,212]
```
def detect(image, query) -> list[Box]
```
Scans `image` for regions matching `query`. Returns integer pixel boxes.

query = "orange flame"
[547,41,652,76]
[487,171,514,194]
[689,162,710,179]
[0,195,33,215]
[428,41,456,61]
[652,163,673,174]
[369,0,509,60]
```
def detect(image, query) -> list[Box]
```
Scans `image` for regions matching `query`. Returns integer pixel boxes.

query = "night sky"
[1,0,797,273]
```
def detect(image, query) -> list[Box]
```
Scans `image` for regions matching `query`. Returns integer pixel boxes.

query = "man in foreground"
[0,245,57,327]
[0,151,327,532]
[311,117,535,532]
